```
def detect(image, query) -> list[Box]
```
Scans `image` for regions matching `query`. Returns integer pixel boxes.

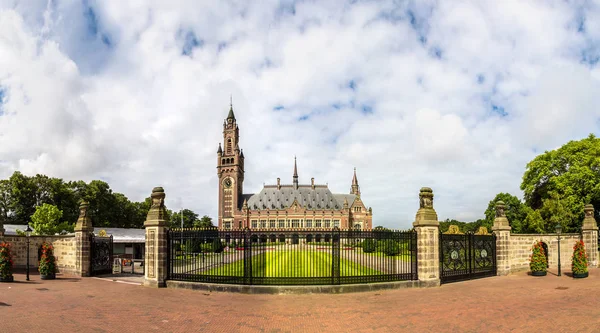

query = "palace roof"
[243,185,356,211]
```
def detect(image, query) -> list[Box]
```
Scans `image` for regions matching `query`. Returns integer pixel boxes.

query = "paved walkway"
[2,269,600,332]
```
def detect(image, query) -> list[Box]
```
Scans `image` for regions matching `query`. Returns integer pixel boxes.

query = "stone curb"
[166,279,439,294]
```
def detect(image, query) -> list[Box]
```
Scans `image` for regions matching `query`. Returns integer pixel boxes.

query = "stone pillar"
[144,187,169,288]
[491,201,512,276]
[581,204,598,268]
[412,187,440,287]
[74,200,94,277]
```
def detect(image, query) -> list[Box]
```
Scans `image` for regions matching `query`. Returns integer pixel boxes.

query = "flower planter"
[0,275,14,282]
[40,273,56,280]
[531,271,547,276]
[573,272,588,279]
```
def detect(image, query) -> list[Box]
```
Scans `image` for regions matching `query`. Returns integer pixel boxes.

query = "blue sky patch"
[581,48,599,66]
[429,46,442,59]
[298,114,310,121]
[273,105,285,111]
[348,80,357,91]
[181,31,203,56]
[361,105,373,114]
[492,104,508,117]
[84,6,98,37]
[477,74,485,84]
[0,88,4,115]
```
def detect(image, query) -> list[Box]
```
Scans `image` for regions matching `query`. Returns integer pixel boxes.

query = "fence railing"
[167,227,417,285]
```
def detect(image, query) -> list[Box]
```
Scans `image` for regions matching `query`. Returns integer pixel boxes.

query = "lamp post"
[25,225,32,281]
[555,223,562,277]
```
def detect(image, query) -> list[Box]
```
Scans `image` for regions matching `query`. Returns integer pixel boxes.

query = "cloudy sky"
[1,0,600,229]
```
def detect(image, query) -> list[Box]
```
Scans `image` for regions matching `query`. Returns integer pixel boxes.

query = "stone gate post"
[74,200,94,277]
[412,187,440,287]
[144,187,169,288]
[491,201,511,276]
[581,204,598,268]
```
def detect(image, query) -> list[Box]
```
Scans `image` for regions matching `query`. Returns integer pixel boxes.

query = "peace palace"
[217,104,373,230]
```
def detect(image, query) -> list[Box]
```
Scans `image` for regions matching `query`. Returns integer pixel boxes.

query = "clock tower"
[217,101,245,229]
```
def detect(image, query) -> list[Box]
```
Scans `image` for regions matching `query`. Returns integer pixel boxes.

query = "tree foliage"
[30,203,73,235]
[484,193,527,233]
[0,171,208,229]
[521,134,600,232]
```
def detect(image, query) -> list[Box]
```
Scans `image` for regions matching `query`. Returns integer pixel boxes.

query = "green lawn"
[203,251,382,277]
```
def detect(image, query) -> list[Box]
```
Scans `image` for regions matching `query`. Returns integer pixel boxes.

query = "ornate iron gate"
[90,234,113,276]
[439,232,496,284]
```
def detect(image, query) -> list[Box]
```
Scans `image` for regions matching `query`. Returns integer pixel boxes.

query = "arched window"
[279,234,286,243]
[227,138,232,154]
[354,223,362,230]
[306,234,313,243]
[269,234,276,243]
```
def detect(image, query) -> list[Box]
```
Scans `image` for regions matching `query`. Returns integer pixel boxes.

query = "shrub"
[382,240,400,256]
[362,239,376,253]
[0,242,14,280]
[38,243,57,275]
[199,243,213,253]
[212,238,224,253]
[571,240,588,274]
[529,241,547,272]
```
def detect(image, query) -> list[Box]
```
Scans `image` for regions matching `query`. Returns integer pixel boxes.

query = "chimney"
[277,178,281,190]
[311,178,315,189]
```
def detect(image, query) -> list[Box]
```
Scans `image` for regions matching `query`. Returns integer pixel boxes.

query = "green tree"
[171,209,199,229]
[484,193,527,233]
[30,203,73,235]
[522,207,545,234]
[9,171,37,224]
[521,134,600,231]
[0,180,13,224]
[194,215,214,228]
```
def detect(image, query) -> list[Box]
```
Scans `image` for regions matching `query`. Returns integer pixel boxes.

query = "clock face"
[224,178,232,188]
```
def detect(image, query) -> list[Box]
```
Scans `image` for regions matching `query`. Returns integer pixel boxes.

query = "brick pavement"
[2,269,600,332]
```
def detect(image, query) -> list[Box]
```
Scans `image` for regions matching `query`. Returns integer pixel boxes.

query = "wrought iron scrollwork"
[440,232,496,284]
[90,235,113,275]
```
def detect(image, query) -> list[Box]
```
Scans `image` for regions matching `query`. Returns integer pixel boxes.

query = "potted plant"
[0,242,14,282]
[571,240,588,278]
[38,242,57,280]
[530,241,547,276]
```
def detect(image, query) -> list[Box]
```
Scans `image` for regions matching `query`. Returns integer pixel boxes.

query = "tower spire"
[227,95,235,121]
[351,167,360,196]
[293,156,298,189]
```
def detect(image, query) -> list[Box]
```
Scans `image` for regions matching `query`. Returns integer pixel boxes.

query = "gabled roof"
[244,185,356,211]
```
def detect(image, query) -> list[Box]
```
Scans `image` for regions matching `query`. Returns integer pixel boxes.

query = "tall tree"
[194,215,214,228]
[9,171,36,224]
[521,134,600,231]
[170,209,199,228]
[483,193,527,233]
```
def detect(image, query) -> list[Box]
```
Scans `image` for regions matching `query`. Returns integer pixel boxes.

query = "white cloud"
[0,1,599,228]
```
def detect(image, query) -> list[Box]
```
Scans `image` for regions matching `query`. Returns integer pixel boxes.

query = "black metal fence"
[439,232,496,284]
[167,227,417,285]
